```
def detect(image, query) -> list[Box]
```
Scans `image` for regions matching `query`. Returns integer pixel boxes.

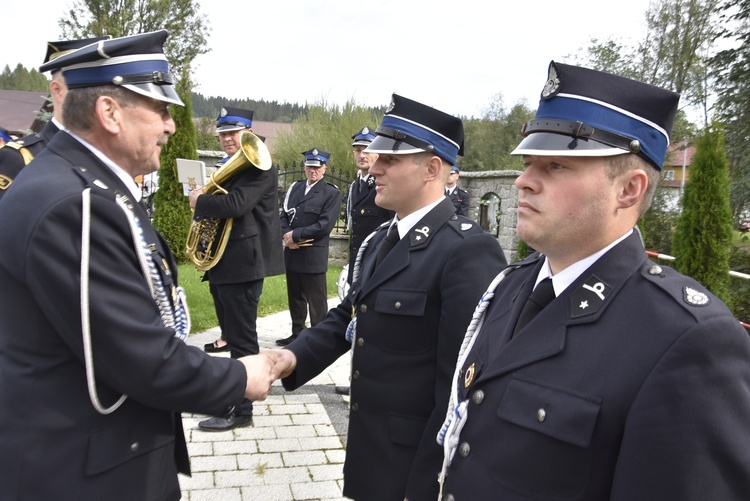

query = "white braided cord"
[436,267,514,496]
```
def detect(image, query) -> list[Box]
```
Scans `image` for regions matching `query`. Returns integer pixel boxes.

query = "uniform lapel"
[473,231,649,383]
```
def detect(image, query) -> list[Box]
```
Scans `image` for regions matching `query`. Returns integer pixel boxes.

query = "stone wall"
[459,170,522,263]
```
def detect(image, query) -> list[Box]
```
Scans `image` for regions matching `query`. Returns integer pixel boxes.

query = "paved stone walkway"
[180,299,352,501]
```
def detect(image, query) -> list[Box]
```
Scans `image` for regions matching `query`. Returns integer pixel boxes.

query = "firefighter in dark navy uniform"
[0,36,108,199]
[346,126,395,284]
[437,61,750,501]
[276,148,342,346]
[267,94,508,501]
[444,164,469,216]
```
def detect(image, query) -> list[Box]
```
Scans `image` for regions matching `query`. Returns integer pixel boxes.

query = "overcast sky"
[3,0,654,118]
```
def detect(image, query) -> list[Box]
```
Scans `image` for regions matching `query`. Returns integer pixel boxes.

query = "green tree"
[461,94,534,172]
[58,0,210,78]
[273,99,381,179]
[672,124,734,303]
[710,0,750,226]
[0,64,50,92]
[151,71,196,263]
[194,116,220,150]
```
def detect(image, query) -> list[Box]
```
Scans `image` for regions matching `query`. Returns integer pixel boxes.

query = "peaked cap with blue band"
[0,127,11,143]
[512,61,680,170]
[216,106,254,133]
[366,93,464,166]
[39,30,183,107]
[43,36,110,67]
[351,126,376,146]
[302,148,331,167]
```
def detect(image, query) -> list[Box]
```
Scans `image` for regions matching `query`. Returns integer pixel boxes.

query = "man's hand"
[263,349,298,380]
[237,353,276,401]
[188,187,204,209]
[283,231,300,249]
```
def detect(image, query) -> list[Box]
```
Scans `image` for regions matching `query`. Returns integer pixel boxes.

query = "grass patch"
[178,264,343,333]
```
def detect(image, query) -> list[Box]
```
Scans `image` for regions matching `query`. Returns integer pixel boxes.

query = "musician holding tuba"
[188,107,284,432]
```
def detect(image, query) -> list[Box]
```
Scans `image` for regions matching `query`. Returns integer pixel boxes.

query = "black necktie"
[375,224,399,268]
[512,278,555,336]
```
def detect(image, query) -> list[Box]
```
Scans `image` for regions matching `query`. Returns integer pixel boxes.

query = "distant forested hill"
[191,93,307,122]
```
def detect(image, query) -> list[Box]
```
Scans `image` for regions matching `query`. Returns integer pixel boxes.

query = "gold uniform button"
[471,389,485,405]
[537,408,546,422]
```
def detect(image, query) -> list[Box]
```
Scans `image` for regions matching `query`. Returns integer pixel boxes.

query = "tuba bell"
[185,131,272,271]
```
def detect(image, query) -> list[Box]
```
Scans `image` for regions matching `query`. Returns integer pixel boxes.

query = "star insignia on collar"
[416,235,422,241]
[579,300,589,310]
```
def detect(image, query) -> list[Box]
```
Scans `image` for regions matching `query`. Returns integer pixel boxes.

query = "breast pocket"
[373,288,428,352]
[493,375,601,499]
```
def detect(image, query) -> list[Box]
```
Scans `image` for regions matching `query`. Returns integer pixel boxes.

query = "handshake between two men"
[237,349,299,400]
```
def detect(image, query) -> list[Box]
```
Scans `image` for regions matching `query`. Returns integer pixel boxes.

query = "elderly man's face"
[305,164,326,184]
[118,96,175,176]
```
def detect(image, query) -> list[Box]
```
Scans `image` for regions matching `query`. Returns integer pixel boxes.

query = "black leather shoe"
[335,386,350,395]
[204,340,230,353]
[198,413,253,432]
[275,334,297,346]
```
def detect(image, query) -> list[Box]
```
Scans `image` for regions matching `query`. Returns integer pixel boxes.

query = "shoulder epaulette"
[4,142,34,165]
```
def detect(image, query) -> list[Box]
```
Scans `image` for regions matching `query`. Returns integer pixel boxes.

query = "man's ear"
[424,155,444,181]
[95,96,121,135]
[617,168,648,210]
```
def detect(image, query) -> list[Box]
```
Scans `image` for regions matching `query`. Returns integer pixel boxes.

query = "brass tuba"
[186,131,272,271]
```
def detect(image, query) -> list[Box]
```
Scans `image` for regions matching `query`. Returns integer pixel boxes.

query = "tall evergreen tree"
[672,124,734,304]
[152,71,196,263]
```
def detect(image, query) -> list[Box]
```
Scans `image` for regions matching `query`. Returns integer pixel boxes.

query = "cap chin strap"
[521,119,642,154]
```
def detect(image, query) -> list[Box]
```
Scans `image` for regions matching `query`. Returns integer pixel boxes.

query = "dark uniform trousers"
[346,175,394,284]
[441,231,750,501]
[280,179,341,336]
[283,198,508,501]
[0,132,247,500]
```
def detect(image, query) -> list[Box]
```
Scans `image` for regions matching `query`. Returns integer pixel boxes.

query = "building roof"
[0,89,49,134]
[664,140,696,168]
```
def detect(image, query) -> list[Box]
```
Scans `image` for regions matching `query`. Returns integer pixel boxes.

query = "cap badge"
[464,363,475,388]
[220,107,228,117]
[684,286,710,306]
[312,148,319,155]
[362,126,370,134]
[541,64,561,100]
[386,97,395,113]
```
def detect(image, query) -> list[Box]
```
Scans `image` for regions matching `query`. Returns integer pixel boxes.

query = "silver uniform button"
[471,389,485,405]
[458,442,470,458]
[356,337,364,347]
[360,304,368,313]
[353,370,360,380]
[537,408,546,422]
[351,403,359,412]
[394,301,401,310]
[444,495,456,501]
[649,265,663,275]
[130,442,140,452]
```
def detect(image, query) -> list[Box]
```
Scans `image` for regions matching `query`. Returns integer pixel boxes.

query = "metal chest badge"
[464,363,476,388]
